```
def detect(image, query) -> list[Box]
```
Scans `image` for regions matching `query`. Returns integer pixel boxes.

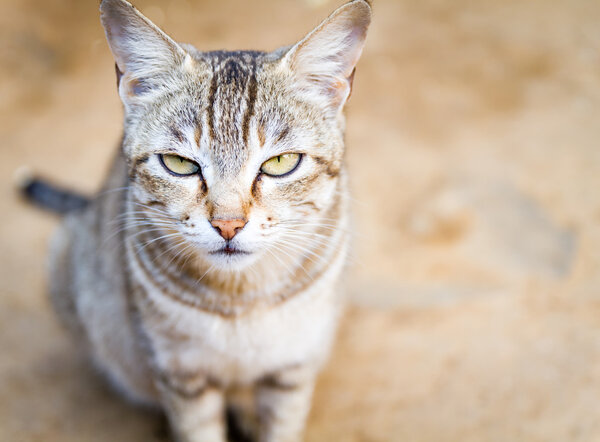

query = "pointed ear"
[100,0,191,106]
[283,0,371,113]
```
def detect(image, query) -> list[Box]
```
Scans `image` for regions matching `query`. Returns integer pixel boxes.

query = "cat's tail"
[15,167,90,214]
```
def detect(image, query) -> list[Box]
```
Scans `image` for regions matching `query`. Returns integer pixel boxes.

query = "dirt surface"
[2,0,600,440]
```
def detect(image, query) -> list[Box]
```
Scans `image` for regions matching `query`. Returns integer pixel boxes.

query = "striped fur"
[49,1,370,441]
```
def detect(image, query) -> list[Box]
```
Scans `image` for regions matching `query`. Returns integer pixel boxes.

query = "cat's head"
[100,0,370,271]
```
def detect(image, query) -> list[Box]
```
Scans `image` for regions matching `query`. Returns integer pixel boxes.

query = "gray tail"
[17,169,90,214]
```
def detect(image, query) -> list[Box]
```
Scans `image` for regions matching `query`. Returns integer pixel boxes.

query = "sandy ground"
[2,0,600,440]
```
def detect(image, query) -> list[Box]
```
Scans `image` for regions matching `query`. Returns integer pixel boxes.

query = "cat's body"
[51,151,347,432]
[44,1,370,441]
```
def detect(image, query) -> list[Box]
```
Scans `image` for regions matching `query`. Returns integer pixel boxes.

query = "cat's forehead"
[201,51,265,174]
[152,50,302,177]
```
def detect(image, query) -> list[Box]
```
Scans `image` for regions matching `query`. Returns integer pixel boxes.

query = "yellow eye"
[260,153,302,177]
[160,154,200,176]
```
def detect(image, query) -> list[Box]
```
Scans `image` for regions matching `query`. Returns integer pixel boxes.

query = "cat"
[26,0,371,440]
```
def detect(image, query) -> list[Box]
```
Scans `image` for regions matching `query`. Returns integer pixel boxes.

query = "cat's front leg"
[155,371,226,442]
[256,365,317,442]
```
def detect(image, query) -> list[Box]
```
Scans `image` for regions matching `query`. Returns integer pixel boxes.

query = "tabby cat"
[35,0,370,440]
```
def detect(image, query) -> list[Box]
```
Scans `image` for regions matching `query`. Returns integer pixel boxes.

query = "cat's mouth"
[210,245,250,256]
[204,243,258,268]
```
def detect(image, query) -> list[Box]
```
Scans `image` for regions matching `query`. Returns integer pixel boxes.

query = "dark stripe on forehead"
[207,70,219,142]
[222,58,246,83]
[194,125,202,147]
[170,125,184,142]
[257,124,266,147]
[215,58,252,141]
[242,65,258,146]
[275,126,291,144]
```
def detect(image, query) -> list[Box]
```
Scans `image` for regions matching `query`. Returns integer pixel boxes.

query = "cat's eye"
[260,153,302,177]
[160,154,200,176]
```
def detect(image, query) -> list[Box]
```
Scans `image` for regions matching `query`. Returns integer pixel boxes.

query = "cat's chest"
[141,282,340,385]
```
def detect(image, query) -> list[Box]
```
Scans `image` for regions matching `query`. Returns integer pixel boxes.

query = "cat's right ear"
[282,0,371,115]
[100,0,192,108]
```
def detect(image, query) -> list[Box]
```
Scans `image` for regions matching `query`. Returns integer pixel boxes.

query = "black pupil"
[277,156,281,162]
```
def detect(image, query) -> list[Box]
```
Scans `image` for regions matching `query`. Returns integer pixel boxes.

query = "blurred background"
[1,0,600,440]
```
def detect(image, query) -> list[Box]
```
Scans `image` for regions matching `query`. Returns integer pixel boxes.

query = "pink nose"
[210,218,247,241]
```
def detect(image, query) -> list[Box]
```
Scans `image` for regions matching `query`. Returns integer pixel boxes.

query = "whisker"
[276,233,328,251]
[274,240,324,267]
[264,247,298,281]
[269,243,314,281]
[96,186,130,198]
[194,264,214,287]
[152,237,188,268]
[102,224,173,247]
[278,230,334,242]
[138,232,182,248]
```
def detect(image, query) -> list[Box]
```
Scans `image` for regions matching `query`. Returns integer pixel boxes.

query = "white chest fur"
[153,284,339,385]
[144,285,338,384]
[134,245,347,386]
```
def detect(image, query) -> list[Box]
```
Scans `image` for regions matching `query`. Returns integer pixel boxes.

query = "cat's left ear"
[283,0,371,113]
[100,0,193,108]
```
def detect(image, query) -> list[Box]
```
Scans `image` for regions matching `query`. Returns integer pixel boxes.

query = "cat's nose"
[210,218,247,241]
